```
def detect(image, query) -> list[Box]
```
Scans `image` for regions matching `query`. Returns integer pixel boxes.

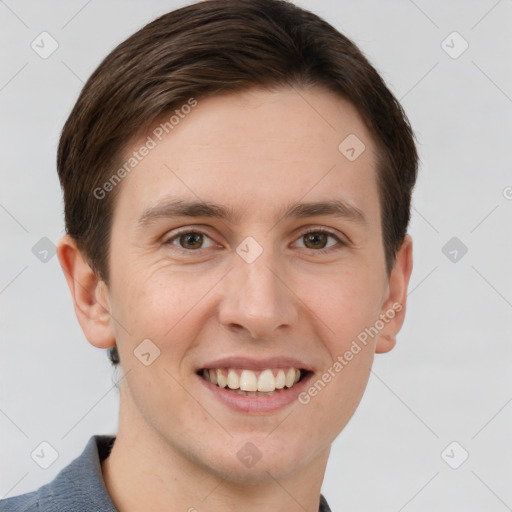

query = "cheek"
[300,339,374,434]
[109,266,223,353]
[329,354,373,424]
[300,269,381,428]
[299,267,384,345]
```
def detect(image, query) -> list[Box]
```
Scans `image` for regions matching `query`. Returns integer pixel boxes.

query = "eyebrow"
[137,198,367,227]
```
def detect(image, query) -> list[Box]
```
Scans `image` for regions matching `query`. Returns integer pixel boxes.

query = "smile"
[199,367,308,395]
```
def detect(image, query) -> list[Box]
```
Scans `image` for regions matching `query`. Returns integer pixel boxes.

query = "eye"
[164,230,216,251]
[293,228,344,253]
[163,227,345,254]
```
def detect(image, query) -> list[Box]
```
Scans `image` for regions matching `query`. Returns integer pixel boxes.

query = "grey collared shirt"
[1,435,332,511]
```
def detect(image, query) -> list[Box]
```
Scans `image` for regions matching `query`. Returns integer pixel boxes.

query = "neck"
[101,388,329,512]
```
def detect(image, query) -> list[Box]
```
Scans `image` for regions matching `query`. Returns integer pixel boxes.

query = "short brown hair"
[57,0,418,366]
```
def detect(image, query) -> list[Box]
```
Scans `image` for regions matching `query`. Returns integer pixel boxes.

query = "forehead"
[112,85,380,228]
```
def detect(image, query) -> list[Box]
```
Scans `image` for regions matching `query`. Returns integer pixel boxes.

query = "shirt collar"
[40,434,118,511]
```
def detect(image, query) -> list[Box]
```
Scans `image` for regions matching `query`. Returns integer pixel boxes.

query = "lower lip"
[197,372,313,413]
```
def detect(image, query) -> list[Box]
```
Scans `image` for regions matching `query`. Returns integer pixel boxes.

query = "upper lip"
[198,356,313,372]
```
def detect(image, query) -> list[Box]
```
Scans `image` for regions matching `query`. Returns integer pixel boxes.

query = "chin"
[201,433,321,483]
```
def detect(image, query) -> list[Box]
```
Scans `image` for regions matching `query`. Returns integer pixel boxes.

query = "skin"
[58,85,413,512]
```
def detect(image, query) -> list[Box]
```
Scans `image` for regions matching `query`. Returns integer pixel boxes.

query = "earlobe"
[57,234,116,349]
[375,333,396,354]
[375,234,413,354]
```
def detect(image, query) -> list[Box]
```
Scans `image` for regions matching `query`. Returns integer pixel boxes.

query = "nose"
[217,249,300,340]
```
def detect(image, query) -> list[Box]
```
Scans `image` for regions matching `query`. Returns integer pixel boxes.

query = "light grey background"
[1,0,511,510]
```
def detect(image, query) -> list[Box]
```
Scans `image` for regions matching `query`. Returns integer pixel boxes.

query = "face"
[98,86,405,482]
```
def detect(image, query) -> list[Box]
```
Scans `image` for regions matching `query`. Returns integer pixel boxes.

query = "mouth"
[197,367,311,396]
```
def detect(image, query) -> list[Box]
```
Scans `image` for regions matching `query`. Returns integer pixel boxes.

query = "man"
[1,0,417,510]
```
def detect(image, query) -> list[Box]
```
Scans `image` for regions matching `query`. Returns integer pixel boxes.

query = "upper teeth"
[202,368,301,392]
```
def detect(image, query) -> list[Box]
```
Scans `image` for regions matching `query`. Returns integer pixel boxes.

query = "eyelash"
[163,227,345,255]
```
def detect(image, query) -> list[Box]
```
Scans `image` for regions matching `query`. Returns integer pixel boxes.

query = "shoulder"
[0,490,41,511]
[0,434,117,512]
[319,493,332,512]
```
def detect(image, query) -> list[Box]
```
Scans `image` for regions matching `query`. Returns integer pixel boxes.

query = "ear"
[375,234,413,354]
[57,234,116,349]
